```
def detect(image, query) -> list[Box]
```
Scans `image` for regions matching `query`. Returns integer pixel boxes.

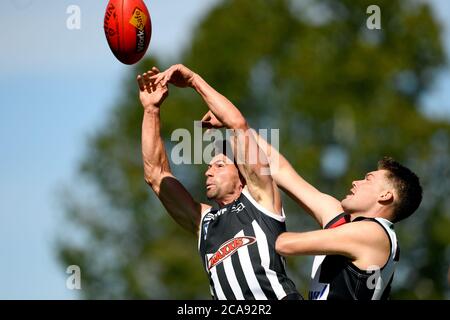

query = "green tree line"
[58,0,450,299]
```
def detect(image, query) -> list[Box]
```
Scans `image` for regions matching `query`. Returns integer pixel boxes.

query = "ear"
[378,190,394,204]
[238,170,246,188]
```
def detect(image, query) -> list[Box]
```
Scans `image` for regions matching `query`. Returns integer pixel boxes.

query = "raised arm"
[138,68,211,234]
[252,133,343,228]
[152,64,281,215]
[275,221,391,270]
[201,113,343,228]
[193,71,281,214]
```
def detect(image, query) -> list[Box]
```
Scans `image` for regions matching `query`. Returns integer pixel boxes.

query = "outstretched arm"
[152,64,246,129]
[201,112,343,228]
[275,221,391,270]
[139,68,211,234]
[252,133,343,228]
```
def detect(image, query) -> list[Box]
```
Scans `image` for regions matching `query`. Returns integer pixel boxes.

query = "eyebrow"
[208,160,226,168]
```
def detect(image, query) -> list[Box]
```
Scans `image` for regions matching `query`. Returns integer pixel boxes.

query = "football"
[104,0,152,65]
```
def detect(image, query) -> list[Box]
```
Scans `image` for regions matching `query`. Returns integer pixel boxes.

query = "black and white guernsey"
[309,213,400,300]
[198,189,300,300]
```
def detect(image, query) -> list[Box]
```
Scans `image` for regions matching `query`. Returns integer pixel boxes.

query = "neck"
[349,205,393,221]
[215,189,242,207]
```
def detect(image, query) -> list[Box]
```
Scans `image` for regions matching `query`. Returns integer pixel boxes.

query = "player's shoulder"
[323,212,351,229]
[316,195,345,228]
[347,217,391,246]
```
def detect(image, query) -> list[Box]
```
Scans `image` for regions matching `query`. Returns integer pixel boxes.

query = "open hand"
[150,64,196,88]
[201,111,224,129]
[137,67,169,109]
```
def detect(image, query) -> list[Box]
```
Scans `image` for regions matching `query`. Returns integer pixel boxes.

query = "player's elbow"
[144,174,158,193]
[229,117,248,131]
[275,233,295,256]
[143,165,164,188]
[144,172,155,187]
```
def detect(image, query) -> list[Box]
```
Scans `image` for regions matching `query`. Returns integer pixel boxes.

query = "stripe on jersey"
[325,213,350,229]
[208,254,226,300]
[236,230,267,300]
[207,221,288,300]
[223,253,245,299]
[252,220,287,299]
[230,249,255,299]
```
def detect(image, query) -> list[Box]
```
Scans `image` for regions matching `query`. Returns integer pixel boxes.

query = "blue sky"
[0,0,449,299]
[0,0,219,299]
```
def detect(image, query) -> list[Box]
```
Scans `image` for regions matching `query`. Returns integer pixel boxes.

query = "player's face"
[341,170,391,214]
[205,154,241,200]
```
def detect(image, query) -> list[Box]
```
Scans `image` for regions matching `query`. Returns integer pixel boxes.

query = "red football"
[104,0,152,65]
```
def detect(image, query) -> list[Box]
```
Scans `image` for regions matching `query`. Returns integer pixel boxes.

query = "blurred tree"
[57,0,450,299]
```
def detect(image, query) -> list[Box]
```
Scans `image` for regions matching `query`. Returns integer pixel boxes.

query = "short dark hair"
[212,139,234,163]
[377,156,422,222]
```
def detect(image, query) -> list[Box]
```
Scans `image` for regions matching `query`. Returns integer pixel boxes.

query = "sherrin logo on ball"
[104,0,152,65]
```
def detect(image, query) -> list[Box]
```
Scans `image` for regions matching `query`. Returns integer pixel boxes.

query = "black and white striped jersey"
[198,188,300,300]
[309,213,400,300]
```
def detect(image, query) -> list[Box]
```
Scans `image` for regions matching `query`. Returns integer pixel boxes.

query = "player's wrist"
[189,73,199,89]
[143,104,161,114]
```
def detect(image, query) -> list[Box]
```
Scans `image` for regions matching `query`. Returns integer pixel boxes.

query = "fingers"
[205,112,221,125]
[140,64,180,94]
[201,121,213,129]
[161,84,169,98]
[150,72,166,86]
[152,66,160,73]
[163,65,181,86]
[146,67,159,77]
[158,65,175,86]
[137,66,160,89]
[136,75,145,92]
[142,71,153,93]
[161,72,172,87]
[138,69,169,92]
[151,65,178,86]
[200,111,212,128]
[201,111,224,129]
[137,71,153,92]
[200,111,212,122]
[201,111,216,129]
